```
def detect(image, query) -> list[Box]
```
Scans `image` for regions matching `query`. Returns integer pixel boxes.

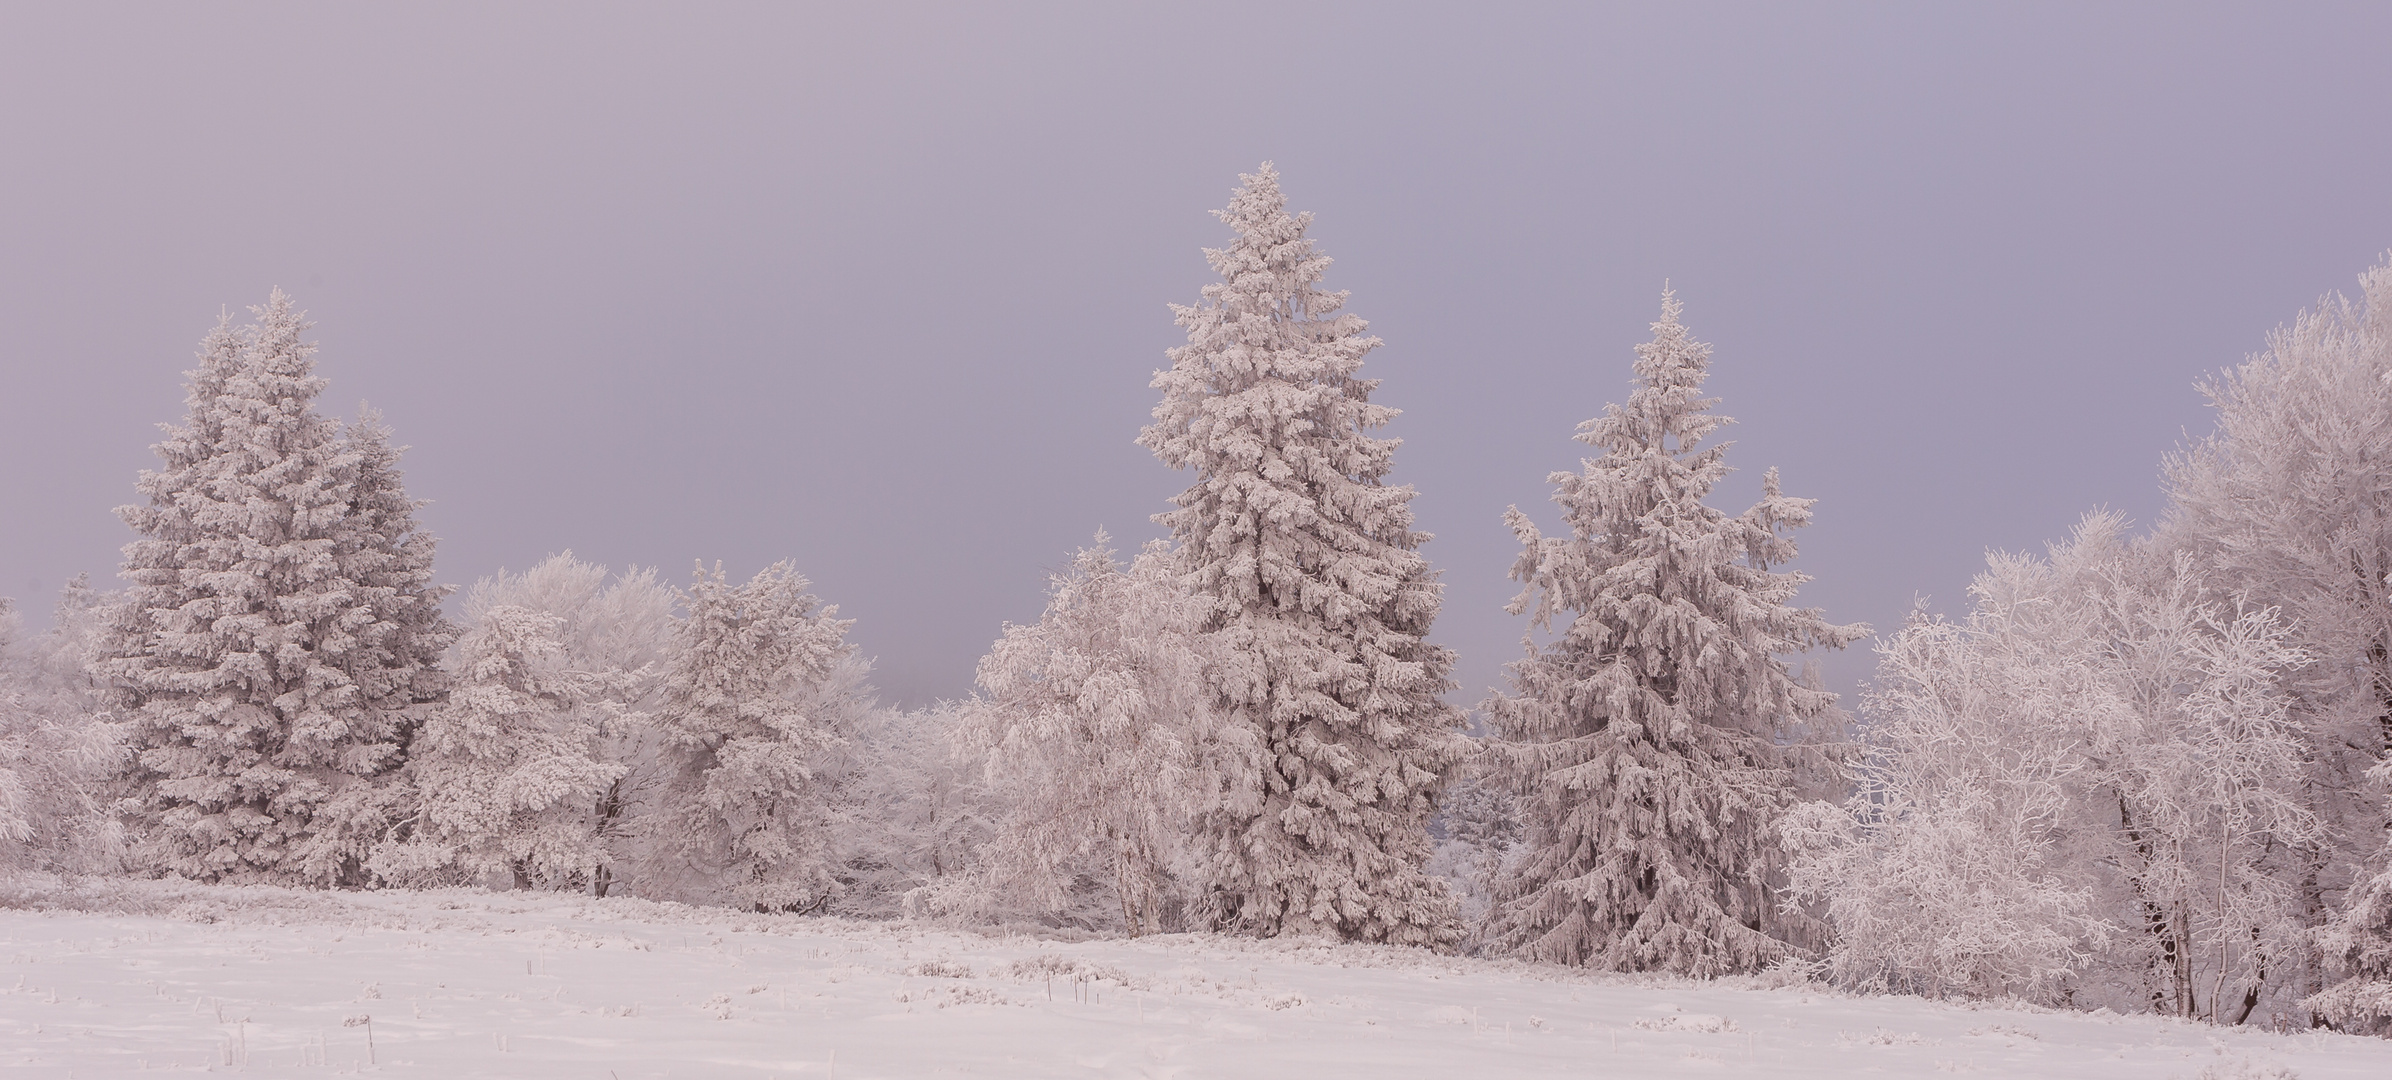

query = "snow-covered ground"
[2,883,2386,1079]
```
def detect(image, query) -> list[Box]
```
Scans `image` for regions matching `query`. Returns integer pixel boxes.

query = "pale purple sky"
[4,3,2388,707]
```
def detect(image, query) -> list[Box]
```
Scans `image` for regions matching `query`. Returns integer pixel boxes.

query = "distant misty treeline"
[3,164,2391,1036]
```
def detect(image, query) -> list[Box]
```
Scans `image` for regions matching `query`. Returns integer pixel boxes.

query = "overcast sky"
[4,3,2389,708]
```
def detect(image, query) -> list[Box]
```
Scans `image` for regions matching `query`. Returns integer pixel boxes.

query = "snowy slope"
[2,882,2386,1078]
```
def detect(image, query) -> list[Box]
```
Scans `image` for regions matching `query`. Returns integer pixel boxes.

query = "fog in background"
[5,3,2389,708]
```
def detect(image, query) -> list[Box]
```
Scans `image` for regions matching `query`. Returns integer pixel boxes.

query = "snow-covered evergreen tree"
[303,406,458,878]
[2162,256,2392,1022]
[1138,164,1466,945]
[642,561,858,911]
[331,407,451,713]
[953,533,1217,934]
[1483,291,1865,975]
[97,293,454,885]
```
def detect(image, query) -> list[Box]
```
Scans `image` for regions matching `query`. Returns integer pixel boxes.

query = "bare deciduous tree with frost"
[1484,291,1865,975]
[371,601,617,888]
[1139,164,1467,945]
[835,699,995,919]
[403,553,679,895]
[2317,766,2392,1034]
[2169,256,2392,1031]
[367,554,677,892]
[948,533,1225,934]
[1787,515,2318,1017]
[0,579,127,878]
[97,293,453,886]
[641,561,860,911]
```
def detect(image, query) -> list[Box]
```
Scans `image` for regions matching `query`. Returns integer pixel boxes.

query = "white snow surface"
[1,881,2386,1078]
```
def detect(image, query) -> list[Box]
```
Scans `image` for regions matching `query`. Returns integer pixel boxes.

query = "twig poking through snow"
[342,1014,374,1065]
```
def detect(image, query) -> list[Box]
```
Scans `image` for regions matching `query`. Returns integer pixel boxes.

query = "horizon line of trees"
[2,163,2389,1036]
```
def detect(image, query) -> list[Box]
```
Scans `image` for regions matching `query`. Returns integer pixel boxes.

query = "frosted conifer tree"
[1138,164,1466,945]
[644,562,858,911]
[304,406,458,872]
[98,293,454,885]
[331,408,451,711]
[954,533,1218,934]
[1483,291,1865,975]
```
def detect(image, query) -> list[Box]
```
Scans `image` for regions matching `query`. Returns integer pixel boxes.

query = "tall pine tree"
[331,407,451,716]
[1138,164,1465,945]
[1484,291,1864,974]
[305,405,458,876]
[100,292,453,885]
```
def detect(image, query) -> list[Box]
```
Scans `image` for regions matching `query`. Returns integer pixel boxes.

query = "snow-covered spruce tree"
[2161,256,2392,1024]
[303,405,459,874]
[951,533,1216,934]
[1137,163,1466,945]
[331,408,452,712]
[640,561,859,911]
[97,293,454,885]
[1786,516,2317,1013]
[1483,291,1865,975]
[0,580,128,878]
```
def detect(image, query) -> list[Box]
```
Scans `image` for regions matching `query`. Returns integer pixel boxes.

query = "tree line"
[2,163,2388,1035]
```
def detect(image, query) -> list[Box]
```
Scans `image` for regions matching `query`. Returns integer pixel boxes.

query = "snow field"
[3,885,2390,1078]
